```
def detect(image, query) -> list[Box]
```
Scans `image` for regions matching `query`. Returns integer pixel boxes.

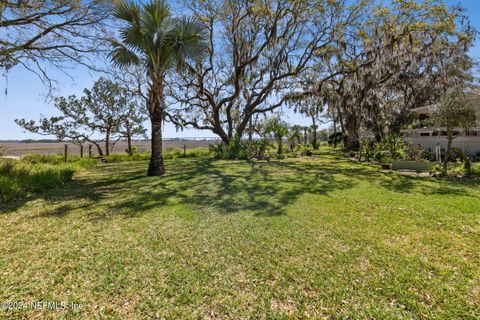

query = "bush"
[404,143,424,161]
[359,139,376,161]
[423,148,437,162]
[328,132,343,147]
[210,139,271,160]
[210,139,248,160]
[473,152,480,163]
[0,159,75,203]
[374,133,406,164]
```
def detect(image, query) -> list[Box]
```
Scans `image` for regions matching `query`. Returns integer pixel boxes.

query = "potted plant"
[381,154,393,170]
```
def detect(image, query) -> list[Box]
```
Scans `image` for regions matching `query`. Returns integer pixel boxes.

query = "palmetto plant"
[110,0,207,176]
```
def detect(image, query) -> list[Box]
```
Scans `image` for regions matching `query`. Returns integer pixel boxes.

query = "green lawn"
[1,148,479,319]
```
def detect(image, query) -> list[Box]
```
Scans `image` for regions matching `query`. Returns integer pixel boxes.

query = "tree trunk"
[333,118,338,148]
[344,115,360,151]
[277,137,283,155]
[248,117,253,142]
[311,116,318,150]
[127,126,133,156]
[94,143,104,157]
[105,129,110,156]
[443,135,452,175]
[147,79,166,176]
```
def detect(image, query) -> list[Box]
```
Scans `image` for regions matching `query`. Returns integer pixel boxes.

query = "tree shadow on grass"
[380,171,480,199]
[2,154,479,219]
[0,157,357,219]
[96,158,359,218]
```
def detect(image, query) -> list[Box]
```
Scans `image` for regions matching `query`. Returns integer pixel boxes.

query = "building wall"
[403,135,480,155]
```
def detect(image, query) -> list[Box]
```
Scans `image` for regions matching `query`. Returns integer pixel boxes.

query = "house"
[401,95,480,156]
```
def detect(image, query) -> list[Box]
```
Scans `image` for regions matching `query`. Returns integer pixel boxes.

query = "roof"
[411,94,480,114]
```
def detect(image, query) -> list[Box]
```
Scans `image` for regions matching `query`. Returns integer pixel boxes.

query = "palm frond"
[172,17,208,72]
[121,25,147,52]
[113,0,140,23]
[144,0,170,25]
[110,40,142,68]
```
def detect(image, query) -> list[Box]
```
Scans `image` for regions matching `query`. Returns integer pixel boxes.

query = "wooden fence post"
[183,144,186,156]
[89,144,92,157]
[80,144,84,158]
[64,144,68,163]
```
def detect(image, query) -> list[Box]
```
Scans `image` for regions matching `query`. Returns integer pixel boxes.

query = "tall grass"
[22,153,98,167]
[105,147,212,162]
[20,147,212,164]
[0,159,75,203]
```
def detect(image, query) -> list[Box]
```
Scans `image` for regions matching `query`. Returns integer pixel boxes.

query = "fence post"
[184,144,186,156]
[89,144,92,157]
[80,144,84,158]
[64,144,68,163]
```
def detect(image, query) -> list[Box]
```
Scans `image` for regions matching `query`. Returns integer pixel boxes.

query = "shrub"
[423,148,437,162]
[473,152,480,163]
[0,159,75,203]
[327,132,343,147]
[359,139,376,161]
[374,133,406,163]
[210,139,248,160]
[210,139,271,160]
[404,143,424,161]
[126,146,139,155]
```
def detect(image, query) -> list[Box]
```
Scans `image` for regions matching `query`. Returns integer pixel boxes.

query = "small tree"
[15,77,142,156]
[263,117,289,156]
[288,125,303,151]
[430,89,476,174]
[118,98,148,156]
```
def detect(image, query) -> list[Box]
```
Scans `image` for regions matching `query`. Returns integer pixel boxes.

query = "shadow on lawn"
[0,156,356,218]
[1,153,478,218]
[92,157,359,218]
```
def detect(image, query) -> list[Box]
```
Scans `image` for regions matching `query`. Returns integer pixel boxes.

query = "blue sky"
[1,0,479,140]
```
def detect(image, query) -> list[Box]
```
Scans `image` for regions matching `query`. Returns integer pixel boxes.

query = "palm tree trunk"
[147,80,165,176]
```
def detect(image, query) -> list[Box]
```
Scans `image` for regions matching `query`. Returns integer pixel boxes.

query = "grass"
[21,147,212,164]
[0,159,75,203]
[0,147,479,319]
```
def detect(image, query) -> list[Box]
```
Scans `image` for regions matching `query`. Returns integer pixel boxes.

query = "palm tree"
[110,0,207,176]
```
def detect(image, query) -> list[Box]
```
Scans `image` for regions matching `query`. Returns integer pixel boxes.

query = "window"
[466,131,479,136]
[420,132,430,137]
